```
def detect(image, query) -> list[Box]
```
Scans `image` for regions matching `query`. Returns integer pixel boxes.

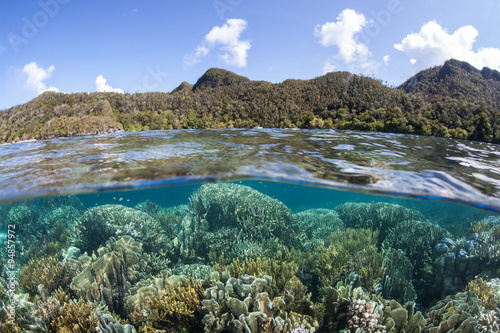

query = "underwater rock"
[335,202,424,241]
[72,204,166,254]
[424,290,480,333]
[295,208,345,250]
[174,183,303,261]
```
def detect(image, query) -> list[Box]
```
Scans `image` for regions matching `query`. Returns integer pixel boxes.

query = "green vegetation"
[1,59,499,143]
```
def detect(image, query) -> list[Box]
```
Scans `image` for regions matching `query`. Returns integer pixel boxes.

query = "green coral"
[309,228,381,289]
[382,220,450,278]
[296,208,345,250]
[72,204,166,254]
[174,183,303,261]
[377,249,416,304]
[335,202,425,242]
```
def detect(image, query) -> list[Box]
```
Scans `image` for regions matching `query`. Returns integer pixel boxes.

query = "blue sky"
[1,0,499,110]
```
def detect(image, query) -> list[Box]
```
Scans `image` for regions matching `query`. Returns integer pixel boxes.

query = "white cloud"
[95,75,124,93]
[315,9,371,64]
[184,18,251,67]
[394,21,500,70]
[23,62,59,94]
[383,55,390,66]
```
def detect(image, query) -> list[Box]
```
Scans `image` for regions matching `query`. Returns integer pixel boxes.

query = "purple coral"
[291,325,311,333]
[347,299,384,333]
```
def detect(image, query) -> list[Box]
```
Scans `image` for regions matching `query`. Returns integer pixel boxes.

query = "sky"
[1,0,499,110]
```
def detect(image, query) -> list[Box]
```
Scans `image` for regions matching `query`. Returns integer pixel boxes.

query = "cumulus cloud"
[23,62,59,94]
[383,55,390,66]
[184,18,251,67]
[315,9,371,64]
[95,75,124,93]
[394,21,500,70]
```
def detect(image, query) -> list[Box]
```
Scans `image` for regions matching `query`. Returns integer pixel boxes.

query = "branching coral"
[296,208,344,250]
[128,277,205,332]
[465,278,499,309]
[18,256,67,296]
[335,202,424,242]
[382,220,450,278]
[309,228,381,289]
[229,255,299,292]
[174,183,303,262]
[72,204,166,255]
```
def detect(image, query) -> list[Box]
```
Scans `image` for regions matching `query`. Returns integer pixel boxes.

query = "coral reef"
[335,202,424,241]
[295,208,345,250]
[18,256,67,296]
[229,256,299,291]
[382,220,450,278]
[71,204,166,254]
[432,231,500,296]
[126,275,205,332]
[201,272,317,332]
[173,183,303,261]
[70,236,154,314]
[346,299,384,333]
[423,290,480,333]
[375,249,416,304]
[309,228,381,289]
[465,278,499,309]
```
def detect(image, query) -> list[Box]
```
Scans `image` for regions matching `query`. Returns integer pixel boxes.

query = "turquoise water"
[0,129,499,332]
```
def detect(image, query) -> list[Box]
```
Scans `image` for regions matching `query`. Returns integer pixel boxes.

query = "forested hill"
[1,59,499,144]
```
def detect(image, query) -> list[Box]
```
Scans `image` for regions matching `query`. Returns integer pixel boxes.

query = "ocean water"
[0,129,499,332]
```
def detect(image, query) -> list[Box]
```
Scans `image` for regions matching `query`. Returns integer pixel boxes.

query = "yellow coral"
[465,278,499,309]
[130,277,204,330]
[229,255,299,291]
[468,220,490,235]
[54,298,99,333]
[19,256,66,296]
[309,228,380,288]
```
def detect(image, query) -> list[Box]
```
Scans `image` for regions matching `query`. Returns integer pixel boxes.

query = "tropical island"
[0,59,499,144]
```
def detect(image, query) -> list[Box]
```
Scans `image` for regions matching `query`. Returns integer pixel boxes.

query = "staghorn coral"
[173,183,303,262]
[18,256,67,296]
[335,202,424,242]
[477,309,500,332]
[465,278,499,309]
[53,298,100,333]
[424,290,480,333]
[309,228,380,289]
[295,208,345,250]
[229,255,299,292]
[71,204,166,255]
[127,276,205,332]
[31,287,69,332]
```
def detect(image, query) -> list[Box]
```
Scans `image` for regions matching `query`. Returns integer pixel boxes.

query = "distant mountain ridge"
[1,59,499,143]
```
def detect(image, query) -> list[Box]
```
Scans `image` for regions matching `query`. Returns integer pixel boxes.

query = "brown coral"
[465,278,499,309]
[18,256,67,296]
